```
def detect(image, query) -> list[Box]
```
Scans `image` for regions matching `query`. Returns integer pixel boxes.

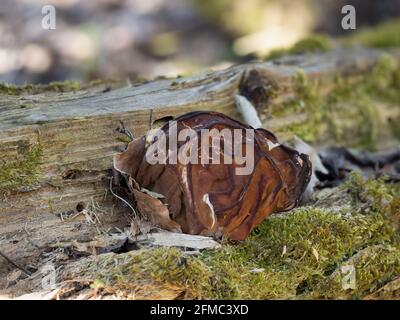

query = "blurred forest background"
[1,0,400,85]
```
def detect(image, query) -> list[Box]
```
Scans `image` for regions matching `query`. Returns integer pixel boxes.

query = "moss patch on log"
[267,34,332,60]
[0,81,81,95]
[0,79,124,96]
[0,143,43,191]
[271,54,400,149]
[66,173,399,299]
[267,19,400,61]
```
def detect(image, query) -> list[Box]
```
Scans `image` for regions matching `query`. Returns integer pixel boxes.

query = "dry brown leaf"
[132,189,182,233]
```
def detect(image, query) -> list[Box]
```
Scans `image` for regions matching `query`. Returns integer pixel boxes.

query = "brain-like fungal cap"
[114,111,312,240]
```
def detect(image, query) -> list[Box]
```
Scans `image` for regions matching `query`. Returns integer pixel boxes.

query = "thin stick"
[149,109,153,131]
[0,249,32,276]
[109,176,137,218]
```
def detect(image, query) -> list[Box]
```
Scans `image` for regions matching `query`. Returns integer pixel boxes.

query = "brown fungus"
[114,111,311,240]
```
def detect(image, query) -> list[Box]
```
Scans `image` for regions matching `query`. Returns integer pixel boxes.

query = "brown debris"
[114,111,311,240]
[132,188,182,233]
[318,147,400,187]
[239,69,275,110]
[363,277,400,300]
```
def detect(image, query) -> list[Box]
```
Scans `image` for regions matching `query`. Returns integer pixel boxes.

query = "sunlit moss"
[0,143,43,191]
[274,71,325,143]
[389,115,400,141]
[291,35,332,53]
[268,34,332,60]
[364,54,400,104]
[344,172,400,230]
[271,55,400,149]
[0,79,127,96]
[70,174,399,299]
[307,245,400,299]
[0,80,81,95]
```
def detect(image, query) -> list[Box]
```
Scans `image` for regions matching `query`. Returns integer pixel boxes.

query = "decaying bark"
[1,48,399,275]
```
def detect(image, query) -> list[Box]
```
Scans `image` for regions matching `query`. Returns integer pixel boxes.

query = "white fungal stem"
[235,94,262,129]
[202,193,216,229]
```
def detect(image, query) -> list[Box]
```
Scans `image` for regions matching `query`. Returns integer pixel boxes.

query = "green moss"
[344,172,400,230]
[307,245,400,299]
[88,79,122,88]
[291,35,332,54]
[75,174,399,299]
[116,136,132,145]
[326,54,399,149]
[364,54,400,104]
[0,84,19,95]
[267,35,332,60]
[0,80,81,95]
[191,0,267,36]
[43,80,81,92]
[271,55,400,149]
[273,70,326,143]
[344,19,400,48]
[389,115,400,141]
[0,143,43,191]
[267,48,290,60]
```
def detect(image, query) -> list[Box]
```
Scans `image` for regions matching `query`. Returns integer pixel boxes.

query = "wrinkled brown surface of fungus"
[114,112,311,240]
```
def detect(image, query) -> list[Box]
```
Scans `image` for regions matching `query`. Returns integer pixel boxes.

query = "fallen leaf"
[133,189,182,233]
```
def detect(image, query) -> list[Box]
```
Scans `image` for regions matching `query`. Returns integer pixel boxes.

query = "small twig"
[109,176,137,218]
[0,249,32,276]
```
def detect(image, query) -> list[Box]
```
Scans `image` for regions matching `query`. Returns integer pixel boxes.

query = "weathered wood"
[0,48,399,276]
[135,232,222,250]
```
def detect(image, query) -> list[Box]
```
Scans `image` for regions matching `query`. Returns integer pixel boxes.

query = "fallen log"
[1,48,399,276]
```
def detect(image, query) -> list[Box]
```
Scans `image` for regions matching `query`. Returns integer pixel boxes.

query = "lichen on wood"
[270,54,400,150]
